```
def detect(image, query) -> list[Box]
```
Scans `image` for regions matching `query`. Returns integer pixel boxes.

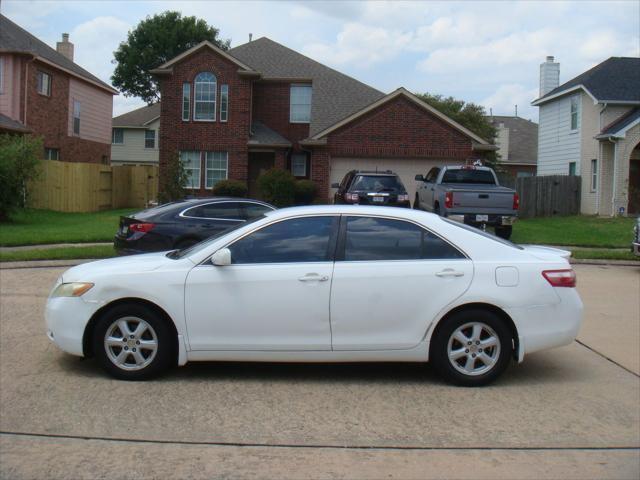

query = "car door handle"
[435,269,465,278]
[298,273,329,282]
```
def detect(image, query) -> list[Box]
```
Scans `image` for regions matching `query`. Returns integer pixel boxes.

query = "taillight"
[344,193,359,203]
[445,191,453,209]
[129,222,155,233]
[397,194,409,202]
[542,269,576,288]
[513,193,520,210]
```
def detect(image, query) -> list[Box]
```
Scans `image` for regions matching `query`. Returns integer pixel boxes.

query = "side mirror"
[331,182,340,189]
[415,174,424,182]
[211,248,231,266]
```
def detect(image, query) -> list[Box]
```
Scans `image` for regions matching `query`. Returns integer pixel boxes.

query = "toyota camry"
[45,206,583,386]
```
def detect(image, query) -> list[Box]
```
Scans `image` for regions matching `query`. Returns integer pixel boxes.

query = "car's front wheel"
[93,303,175,380]
[431,309,512,386]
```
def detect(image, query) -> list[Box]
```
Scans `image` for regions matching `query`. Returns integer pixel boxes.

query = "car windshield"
[441,218,523,250]
[441,169,496,185]
[351,175,404,192]
[167,215,266,259]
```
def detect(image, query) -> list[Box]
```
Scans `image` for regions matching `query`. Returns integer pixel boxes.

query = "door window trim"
[335,214,469,262]
[179,201,269,222]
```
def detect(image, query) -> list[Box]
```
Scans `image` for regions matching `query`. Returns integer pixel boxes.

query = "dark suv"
[332,170,411,207]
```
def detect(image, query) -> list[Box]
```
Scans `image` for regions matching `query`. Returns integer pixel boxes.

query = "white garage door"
[329,158,459,204]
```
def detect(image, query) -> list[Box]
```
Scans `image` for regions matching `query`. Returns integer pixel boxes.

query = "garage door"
[329,158,458,204]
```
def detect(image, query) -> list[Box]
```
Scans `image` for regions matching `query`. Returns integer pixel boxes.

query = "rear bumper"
[447,214,517,226]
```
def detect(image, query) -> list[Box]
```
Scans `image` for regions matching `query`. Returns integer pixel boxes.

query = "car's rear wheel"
[93,303,175,380]
[494,226,513,240]
[431,309,512,386]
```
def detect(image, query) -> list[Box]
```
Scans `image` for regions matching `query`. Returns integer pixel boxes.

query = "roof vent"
[56,33,74,62]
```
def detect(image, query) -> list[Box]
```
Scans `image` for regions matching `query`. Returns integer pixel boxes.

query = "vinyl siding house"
[152,38,495,202]
[488,115,537,178]
[111,103,160,165]
[532,56,640,215]
[0,15,116,162]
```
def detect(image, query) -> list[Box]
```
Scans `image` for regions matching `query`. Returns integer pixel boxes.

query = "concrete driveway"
[0,263,638,479]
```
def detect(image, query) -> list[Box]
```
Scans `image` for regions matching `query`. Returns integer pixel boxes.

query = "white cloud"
[113,96,147,117]
[481,84,539,119]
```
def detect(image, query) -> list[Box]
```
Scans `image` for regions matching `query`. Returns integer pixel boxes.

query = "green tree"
[415,93,499,168]
[0,134,43,221]
[112,11,230,104]
[159,151,189,204]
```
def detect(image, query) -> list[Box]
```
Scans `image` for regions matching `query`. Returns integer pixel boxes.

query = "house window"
[73,100,81,135]
[144,129,155,149]
[37,71,51,96]
[112,128,124,144]
[290,84,312,123]
[182,83,190,121]
[194,72,216,121]
[591,159,598,191]
[180,151,201,189]
[205,151,228,189]
[44,148,59,160]
[569,162,576,176]
[291,153,308,177]
[220,84,229,122]
[570,96,579,131]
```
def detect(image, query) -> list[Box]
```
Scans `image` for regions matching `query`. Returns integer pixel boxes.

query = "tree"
[0,134,43,221]
[158,151,189,204]
[415,93,499,168]
[112,11,230,104]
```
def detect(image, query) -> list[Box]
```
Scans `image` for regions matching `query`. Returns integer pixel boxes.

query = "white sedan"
[45,206,583,386]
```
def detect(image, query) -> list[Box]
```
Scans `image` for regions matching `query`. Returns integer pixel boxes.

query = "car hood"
[61,251,190,282]
[520,245,572,261]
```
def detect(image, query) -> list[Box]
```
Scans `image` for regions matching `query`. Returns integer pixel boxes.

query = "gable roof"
[228,37,385,137]
[309,88,491,145]
[150,40,256,74]
[0,14,117,94]
[595,107,640,140]
[249,122,292,148]
[488,115,538,165]
[113,103,160,127]
[532,57,640,106]
[0,113,30,133]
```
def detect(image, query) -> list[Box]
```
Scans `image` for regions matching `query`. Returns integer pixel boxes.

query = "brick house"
[0,15,116,163]
[153,38,494,202]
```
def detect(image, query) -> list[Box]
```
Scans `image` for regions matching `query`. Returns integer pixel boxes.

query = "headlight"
[51,282,94,297]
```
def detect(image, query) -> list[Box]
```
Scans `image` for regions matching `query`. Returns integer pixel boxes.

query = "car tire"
[413,194,421,210]
[494,226,513,240]
[430,309,512,387]
[93,303,176,381]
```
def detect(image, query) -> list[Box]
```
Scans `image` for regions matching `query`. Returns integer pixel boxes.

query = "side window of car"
[426,168,440,183]
[343,216,465,261]
[184,202,244,221]
[242,203,274,220]
[229,216,338,264]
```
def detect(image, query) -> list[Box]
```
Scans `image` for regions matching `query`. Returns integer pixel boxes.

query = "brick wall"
[159,49,252,197]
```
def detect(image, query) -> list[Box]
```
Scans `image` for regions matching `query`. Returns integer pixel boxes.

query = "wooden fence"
[515,175,581,219]
[28,160,159,212]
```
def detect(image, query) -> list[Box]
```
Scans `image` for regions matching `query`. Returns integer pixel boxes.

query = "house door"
[248,152,275,199]
[628,144,640,215]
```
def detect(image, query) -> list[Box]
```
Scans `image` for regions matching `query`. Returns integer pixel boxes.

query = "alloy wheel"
[104,316,158,371]
[447,322,501,376]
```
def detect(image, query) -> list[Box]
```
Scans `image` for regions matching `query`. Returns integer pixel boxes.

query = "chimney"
[56,33,74,62]
[539,55,559,96]
[249,33,253,42]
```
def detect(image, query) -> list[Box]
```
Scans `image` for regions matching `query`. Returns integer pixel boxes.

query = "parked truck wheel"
[494,226,513,240]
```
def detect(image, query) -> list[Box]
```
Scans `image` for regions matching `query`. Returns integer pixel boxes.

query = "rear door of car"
[329,215,473,350]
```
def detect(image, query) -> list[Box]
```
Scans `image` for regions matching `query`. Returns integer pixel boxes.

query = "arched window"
[194,72,217,121]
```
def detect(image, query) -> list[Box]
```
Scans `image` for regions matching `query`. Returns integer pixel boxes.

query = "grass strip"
[570,249,639,262]
[0,245,116,262]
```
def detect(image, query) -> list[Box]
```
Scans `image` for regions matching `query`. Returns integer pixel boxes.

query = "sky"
[3,0,639,120]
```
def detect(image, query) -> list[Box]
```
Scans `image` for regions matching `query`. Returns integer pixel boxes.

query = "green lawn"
[0,209,136,246]
[510,215,635,248]
[570,249,638,262]
[0,245,117,262]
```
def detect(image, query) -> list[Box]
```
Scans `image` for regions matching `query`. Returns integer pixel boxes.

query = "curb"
[0,259,99,270]
[0,242,112,253]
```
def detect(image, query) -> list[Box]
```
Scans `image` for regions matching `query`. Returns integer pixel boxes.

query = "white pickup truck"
[414,165,519,239]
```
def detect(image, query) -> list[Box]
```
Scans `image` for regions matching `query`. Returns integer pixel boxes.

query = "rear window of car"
[441,218,523,250]
[441,169,496,185]
[182,202,244,220]
[350,175,405,192]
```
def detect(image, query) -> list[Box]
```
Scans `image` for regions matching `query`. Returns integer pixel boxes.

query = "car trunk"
[447,185,516,213]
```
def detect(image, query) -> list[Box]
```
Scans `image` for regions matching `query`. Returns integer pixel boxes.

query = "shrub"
[256,168,296,207]
[0,134,43,221]
[294,179,318,205]
[158,151,188,204]
[212,179,248,197]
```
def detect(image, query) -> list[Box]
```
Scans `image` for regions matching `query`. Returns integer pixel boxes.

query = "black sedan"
[114,198,275,255]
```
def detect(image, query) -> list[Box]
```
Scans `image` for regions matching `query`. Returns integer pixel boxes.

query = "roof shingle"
[112,103,161,127]
[248,122,292,147]
[488,116,538,165]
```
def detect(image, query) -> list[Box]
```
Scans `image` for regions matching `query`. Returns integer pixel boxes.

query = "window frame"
[37,71,51,96]
[569,161,576,176]
[570,95,579,131]
[144,129,155,149]
[44,148,59,160]
[179,201,246,222]
[220,84,229,122]
[193,72,217,122]
[204,151,228,189]
[182,82,191,121]
[291,152,308,178]
[591,158,598,192]
[179,150,202,190]
[112,128,124,145]
[335,214,468,262]
[289,84,312,124]
[72,100,81,136]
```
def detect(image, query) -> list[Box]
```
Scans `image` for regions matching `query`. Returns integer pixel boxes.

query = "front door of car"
[330,215,473,350]
[184,216,339,351]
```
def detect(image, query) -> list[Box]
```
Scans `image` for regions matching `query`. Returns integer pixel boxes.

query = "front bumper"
[45,296,99,357]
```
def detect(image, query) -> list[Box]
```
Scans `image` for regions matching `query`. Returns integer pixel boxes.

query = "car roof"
[349,170,398,176]
[264,204,433,220]
[180,197,272,204]
[442,165,494,171]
